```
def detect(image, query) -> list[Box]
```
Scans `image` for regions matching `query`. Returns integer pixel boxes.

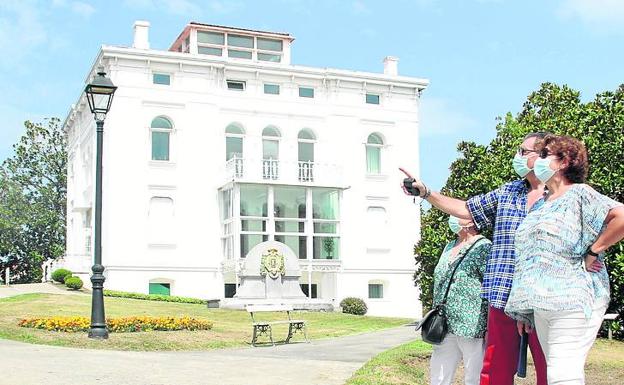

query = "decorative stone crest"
[260,248,285,279]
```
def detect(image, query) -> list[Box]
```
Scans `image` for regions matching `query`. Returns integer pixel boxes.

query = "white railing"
[225,155,244,178]
[224,158,343,186]
[298,161,314,182]
[262,159,279,180]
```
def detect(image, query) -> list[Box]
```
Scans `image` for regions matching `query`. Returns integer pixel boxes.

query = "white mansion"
[60,21,429,318]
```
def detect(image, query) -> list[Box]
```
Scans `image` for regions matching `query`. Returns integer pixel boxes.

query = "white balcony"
[224,156,344,187]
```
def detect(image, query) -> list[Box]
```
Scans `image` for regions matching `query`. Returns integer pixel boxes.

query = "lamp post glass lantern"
[84,68,116,339]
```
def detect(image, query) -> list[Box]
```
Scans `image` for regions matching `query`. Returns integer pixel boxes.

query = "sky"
[1,0,623,190]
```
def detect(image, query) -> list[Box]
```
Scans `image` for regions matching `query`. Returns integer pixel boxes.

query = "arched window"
[151,116,173,161]
[225,123,245,161]
[366,133,384,174]
[262,126,280,180]
[298,129,316,182]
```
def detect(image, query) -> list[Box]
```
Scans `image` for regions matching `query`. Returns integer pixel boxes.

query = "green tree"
[0,118,66,283]
[414,83,624,339]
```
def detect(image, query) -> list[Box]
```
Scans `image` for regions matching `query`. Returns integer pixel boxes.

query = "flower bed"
[18,316,213,332]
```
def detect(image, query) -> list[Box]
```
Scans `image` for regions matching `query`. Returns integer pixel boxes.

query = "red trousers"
[480,306,547,385]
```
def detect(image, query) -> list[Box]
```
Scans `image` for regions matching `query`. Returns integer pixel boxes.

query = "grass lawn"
[0,293,410,351]
[345,338,624,385]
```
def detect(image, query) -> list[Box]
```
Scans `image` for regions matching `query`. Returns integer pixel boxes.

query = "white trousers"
[430,333,485,385]
[534,305,607,385]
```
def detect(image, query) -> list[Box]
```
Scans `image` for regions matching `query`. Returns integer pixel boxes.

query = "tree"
[0,118,66,283]
[414,83,624,339]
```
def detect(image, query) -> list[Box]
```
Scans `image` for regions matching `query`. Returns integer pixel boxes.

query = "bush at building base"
[340,297,368,315]
[64,276,83,290]
[51,268,72,284]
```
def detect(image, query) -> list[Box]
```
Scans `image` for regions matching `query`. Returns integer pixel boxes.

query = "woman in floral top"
[505,135,624,385]
[430,216,491,385]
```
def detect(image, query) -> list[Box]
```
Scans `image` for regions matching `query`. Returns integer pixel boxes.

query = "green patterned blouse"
[432,236,491,339]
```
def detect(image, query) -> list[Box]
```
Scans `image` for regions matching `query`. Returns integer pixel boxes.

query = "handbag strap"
[440,237,484,305]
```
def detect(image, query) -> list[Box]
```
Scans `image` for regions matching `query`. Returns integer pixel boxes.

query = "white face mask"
[533,157,557,183]
[512,153,532,178]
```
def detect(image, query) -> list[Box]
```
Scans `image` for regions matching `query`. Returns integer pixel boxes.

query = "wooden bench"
[246,304,309,346]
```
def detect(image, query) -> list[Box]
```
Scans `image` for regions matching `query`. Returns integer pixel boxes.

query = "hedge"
[18,316,213,332]
[103,290,206,304]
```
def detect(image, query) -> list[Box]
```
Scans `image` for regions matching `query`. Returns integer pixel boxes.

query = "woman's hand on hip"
[584,255,603,273]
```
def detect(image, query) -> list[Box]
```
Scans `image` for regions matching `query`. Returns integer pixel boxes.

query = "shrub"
[51,268,72,284]
[103,290,206,305]
[18,316,213,333]
[65,276,83,290]
[340,297,368,315]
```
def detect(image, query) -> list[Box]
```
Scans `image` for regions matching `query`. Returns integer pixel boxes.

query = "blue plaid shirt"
[466,180,529,310]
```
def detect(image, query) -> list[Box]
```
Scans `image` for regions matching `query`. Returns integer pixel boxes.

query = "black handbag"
[416,238,483,345]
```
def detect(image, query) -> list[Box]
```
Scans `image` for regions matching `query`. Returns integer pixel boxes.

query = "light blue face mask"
[533,157,557,183]
[512,153,532,178]
[448,216,462,234]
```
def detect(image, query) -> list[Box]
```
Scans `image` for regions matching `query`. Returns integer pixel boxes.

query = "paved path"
[0,284,419,385]
[0,282,88,298]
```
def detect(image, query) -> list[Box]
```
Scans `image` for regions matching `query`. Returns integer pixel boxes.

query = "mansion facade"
[60,21,429,318]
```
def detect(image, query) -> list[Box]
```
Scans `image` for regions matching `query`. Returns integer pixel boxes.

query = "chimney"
[383,56,399,76]
[133,20,150,49]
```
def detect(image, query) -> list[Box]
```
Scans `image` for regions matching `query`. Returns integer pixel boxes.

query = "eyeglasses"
[517,147,538,156]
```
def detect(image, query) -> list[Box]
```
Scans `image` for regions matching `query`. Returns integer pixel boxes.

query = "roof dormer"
[170,22,294,65]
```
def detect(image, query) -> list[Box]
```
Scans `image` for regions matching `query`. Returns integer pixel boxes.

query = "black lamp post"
[84,68,117,339]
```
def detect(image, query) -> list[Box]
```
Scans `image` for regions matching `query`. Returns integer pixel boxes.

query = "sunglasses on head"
[538,148,561,159]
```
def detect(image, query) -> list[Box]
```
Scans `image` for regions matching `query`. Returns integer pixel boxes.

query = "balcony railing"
[298,161,314,182]
[224,157,343,186]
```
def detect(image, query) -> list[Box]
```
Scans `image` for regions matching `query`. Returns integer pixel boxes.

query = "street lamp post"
[84,68,117,339]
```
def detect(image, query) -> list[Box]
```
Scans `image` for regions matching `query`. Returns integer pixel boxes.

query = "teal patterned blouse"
[505,184,623,326]
[433,236,491,339]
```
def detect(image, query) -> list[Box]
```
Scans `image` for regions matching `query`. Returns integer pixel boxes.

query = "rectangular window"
[153,73,170,85]
[274,186,306,218]
[313,236,339,260]
[257,38,283,51]
[241,220,267,232]
[228,49,253,59]
[275,220,305,233]
[240,234,268,258]
[368,284,383,299]
[366,146,381,174]
[149,283,170,296]
[228,34,254,48]
[312,188,340,219]
[151,132,170,161]
[314,222,337,234]
[257,53,281,62]
[224,283,237,298]
[366,93,380,105]
[275,235,307,259]
[225,136,243,160]
[299,87,314,98]
[198,46,222,56]
[227,80,246,91]
[197,31,224,45]
[240,185,268,217]
[264,84,280,95]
